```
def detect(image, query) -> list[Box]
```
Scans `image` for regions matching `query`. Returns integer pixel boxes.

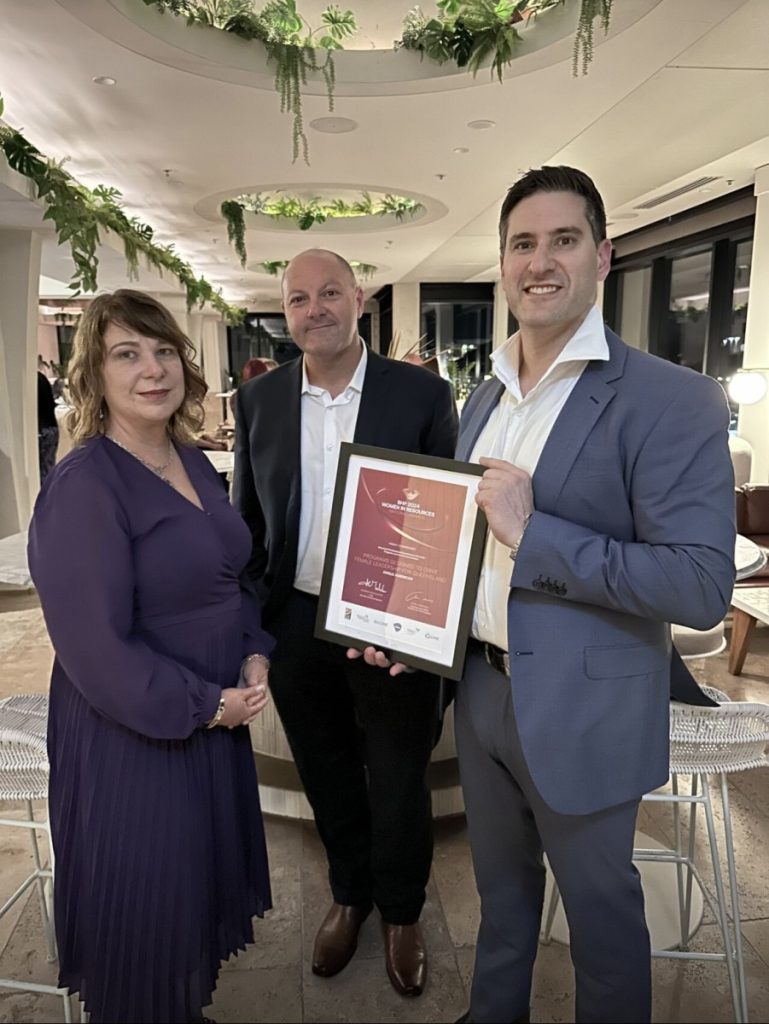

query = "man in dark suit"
[233,248,457,997]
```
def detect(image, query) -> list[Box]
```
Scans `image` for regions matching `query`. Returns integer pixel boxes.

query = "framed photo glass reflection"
[315,443,487,680]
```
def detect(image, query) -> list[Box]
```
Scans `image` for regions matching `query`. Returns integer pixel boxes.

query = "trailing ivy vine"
[258,258,376,279]
[142,0,613,161]
[143,0,357,163]
[220,190,423,264]
[0,96,244,323]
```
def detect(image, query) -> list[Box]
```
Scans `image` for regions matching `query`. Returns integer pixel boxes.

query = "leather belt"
[469,637,510,676]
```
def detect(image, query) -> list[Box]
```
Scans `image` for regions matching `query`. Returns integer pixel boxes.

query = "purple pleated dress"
[27,435,273,1024]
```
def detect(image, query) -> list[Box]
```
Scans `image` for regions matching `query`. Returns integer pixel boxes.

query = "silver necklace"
[106,434,175,483]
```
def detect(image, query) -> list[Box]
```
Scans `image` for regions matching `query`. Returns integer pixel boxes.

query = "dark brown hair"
[498,166,607,256]
[66,289,207,444]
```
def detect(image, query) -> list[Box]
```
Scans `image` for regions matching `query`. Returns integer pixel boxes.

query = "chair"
[729,435,753,488]
[541,686,769,1024]
[735,485,769,587]
[671,621,726,659]
[0,693,72,1021]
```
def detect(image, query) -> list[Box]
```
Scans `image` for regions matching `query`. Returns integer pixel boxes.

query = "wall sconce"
[728,369,769,405]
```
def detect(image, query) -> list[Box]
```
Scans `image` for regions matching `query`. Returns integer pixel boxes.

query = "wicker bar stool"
[0,693,72,1022]
[541,686,769,1024]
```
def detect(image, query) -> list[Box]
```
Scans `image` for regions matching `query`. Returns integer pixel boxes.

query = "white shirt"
[471,306,609,649]
[294,342,368,594]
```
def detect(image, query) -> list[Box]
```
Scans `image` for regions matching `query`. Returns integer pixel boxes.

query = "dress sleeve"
[239,571,276,661]
[27,461,222,740]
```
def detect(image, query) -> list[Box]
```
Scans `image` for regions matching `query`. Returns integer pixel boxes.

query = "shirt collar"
[301,339,368,396]
[491,305,609,396]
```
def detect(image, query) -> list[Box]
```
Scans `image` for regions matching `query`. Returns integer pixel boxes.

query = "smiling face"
[282,250,364,360]
[101,321,185,433]
[500,190,612,341]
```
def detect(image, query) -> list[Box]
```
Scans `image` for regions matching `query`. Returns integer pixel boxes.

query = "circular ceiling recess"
[310,116,359,134]
[55,0,665,97]
[196,183,448,234]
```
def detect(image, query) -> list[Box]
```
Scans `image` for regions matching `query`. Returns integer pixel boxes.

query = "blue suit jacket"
[457,328,736,815]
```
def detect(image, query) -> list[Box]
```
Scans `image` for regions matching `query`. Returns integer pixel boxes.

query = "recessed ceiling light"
[435,173,447,180]
[92,76,116,86]
[467,119,496,130]
[611,212,640,221]
[453,147,469,154]
[310,116,358,134]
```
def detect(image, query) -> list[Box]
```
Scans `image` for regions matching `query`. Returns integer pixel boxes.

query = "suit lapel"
[353,350,391,445]
[281,360,303,556]
[457,379,505,461]
[532,329,626,511]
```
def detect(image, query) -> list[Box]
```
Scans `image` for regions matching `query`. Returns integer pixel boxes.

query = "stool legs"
[719,775,748,1022]
[26,800,56,962]
[0,802,72,1022]
[700,775,744,1022]
[539,773,749,1023]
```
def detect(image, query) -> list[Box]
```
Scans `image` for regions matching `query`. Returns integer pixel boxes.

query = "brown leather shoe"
[312,903,371,977]
[382,921,427,996]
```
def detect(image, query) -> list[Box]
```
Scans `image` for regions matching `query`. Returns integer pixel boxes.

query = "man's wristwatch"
[509,512,533,561]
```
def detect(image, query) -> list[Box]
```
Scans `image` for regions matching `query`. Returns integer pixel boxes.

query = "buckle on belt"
[483,643,510,676]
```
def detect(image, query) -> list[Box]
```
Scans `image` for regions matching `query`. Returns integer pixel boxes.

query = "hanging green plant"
[400,0,611,81]
[142,1,612,161]
[220,190,423,264]
[221,199,248,267]
[257,257,377,279]
[0,95,243,323]
[142,0,357,163]
[229,190,422,226]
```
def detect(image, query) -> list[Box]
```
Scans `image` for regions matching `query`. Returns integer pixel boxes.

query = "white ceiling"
[0,0,767,309]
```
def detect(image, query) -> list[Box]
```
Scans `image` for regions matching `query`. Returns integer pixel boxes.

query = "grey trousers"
[455,649,651,1024]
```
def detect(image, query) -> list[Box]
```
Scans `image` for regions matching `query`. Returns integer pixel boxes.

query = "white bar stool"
[0,693,72,1021]
[541,683,769,1023]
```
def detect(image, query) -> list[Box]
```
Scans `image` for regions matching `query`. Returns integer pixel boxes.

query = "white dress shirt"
[294,342,368,594]
[471,306,609,649]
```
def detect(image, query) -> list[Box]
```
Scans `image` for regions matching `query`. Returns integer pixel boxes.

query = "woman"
[28,290,273,1024]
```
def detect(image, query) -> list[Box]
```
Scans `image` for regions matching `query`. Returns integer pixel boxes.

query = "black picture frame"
[315,442,487,680]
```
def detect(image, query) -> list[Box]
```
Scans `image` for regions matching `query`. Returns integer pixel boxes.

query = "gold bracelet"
[206,695,226,729]
[242,652,271,671]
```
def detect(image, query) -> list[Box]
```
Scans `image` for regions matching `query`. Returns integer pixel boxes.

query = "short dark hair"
[498,166,607,256]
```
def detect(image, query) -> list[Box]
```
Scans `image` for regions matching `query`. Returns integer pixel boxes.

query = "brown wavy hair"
[66,290,207,444]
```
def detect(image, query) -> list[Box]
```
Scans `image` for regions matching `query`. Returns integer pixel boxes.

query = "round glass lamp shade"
[728,370,768,405]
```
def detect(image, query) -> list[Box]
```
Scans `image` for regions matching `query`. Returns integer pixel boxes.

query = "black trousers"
[267,588,440,924]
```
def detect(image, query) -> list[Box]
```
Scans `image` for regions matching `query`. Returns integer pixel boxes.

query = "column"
[0,229,41,538]
[199,315,229,393]
[738,165,769,482]
[390,282,420,360]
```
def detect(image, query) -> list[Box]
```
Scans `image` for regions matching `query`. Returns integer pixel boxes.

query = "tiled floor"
[1,587,768,1024]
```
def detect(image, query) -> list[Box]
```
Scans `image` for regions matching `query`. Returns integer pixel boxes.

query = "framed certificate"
[315,443,487,680]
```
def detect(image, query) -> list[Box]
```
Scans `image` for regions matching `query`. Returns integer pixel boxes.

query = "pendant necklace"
[106,434,175,485]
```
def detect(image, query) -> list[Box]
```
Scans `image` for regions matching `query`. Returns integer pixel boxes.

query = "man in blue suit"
[449,166,736,1023]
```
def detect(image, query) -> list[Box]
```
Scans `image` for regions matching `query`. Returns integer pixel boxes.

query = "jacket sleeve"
[232,385,269,591]
[27,465,222,739]
[511,373,736,629]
